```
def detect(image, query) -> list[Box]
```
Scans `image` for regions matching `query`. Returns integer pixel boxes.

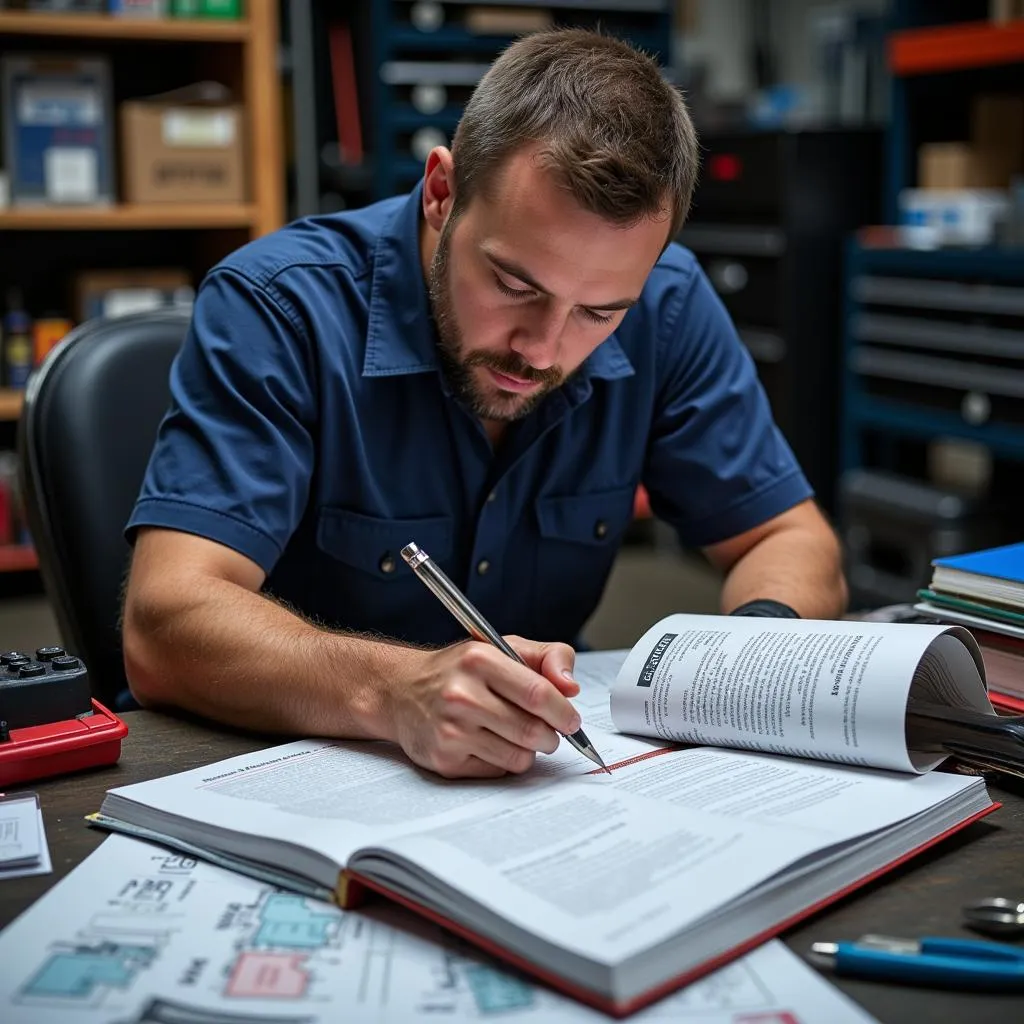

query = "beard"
[428,215,564,422]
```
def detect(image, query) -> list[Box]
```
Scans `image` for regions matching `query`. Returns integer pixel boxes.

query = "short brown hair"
[451,28,699,240]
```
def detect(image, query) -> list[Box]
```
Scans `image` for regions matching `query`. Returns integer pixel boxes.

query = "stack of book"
[916,541,1024,712]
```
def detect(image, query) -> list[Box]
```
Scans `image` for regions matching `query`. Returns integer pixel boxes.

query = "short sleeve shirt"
[127,184,812,647]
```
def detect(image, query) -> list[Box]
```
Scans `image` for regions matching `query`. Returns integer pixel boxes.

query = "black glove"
[729,598,800,618]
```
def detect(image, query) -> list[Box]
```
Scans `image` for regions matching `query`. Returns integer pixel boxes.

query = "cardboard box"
[917,142,1011,189]
[464,7,552,34]
[72,269,193,322]
[120,90,244,204]
[971,94,1024,170]
[990,0,1024,22]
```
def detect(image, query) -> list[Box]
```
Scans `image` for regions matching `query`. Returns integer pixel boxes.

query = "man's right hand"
[385,637,583,779]
[125,529,581,777]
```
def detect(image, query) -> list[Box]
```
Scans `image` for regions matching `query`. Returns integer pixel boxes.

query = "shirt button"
[594,520,608,539]
[379,553,396,574]
[477,559,491,576]
[486,490,497,503]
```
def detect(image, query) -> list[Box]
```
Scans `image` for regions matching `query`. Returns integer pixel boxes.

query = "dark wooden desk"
[2,710,1023,1023]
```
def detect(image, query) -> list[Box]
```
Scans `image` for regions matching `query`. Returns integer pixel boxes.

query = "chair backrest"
[18,309,189,706]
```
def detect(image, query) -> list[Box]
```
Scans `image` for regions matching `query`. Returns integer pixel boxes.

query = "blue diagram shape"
[463,964,535,1014]
[23,942,157,999]
[251,894,339,950]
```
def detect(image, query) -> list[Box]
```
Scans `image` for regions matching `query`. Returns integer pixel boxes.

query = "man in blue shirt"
[123,29,846,778]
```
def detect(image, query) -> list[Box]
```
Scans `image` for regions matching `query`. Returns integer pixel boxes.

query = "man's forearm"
[123,576,415,739]
[718,524,848,619]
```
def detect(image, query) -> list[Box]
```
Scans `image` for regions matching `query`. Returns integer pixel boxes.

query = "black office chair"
[18,308,190,708]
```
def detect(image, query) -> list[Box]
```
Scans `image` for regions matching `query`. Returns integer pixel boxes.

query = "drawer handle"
[410,1,445,32]
[411,83,447,114]
[961,391,991,425]
[709,260,749,294]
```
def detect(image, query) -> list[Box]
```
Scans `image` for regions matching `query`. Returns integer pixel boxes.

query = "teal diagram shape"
[24,942,157,999]
[251,894,339,950]
[463,964,535,1014]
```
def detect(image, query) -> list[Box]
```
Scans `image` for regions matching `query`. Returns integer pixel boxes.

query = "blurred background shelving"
[838,0,1024,609]
[0,0,283,585]
[279,0,672,219]
[5,0,1024,635]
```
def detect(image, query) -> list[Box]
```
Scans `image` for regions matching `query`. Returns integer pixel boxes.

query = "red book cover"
[990,690,1024,714]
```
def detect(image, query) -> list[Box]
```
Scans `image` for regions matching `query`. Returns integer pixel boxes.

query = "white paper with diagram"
[0,832,879,1023]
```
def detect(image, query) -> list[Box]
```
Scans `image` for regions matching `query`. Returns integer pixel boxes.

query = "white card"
[0,795,41,869]
[0,806,51,880]
[44,147,99,203]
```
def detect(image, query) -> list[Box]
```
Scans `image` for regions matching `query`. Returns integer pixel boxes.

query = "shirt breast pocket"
[532,485,637,637]
[316,507,453,580]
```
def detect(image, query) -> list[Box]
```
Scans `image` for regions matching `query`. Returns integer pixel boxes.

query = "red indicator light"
[709,153,742,181]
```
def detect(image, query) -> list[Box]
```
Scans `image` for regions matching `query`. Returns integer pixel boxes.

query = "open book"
[92,615,998,1016]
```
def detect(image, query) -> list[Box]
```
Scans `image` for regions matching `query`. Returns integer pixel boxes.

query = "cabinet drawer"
[854,348,1024,427]
[689,250,782,326]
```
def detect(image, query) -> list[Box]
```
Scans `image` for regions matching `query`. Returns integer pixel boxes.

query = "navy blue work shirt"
[127,184,812,647]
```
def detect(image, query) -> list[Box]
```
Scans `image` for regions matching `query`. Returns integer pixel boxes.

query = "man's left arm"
[639,253,847,620]
[703,498,848,620]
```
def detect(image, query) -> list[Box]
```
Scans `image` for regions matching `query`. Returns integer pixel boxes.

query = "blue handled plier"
[809,934,1024,991]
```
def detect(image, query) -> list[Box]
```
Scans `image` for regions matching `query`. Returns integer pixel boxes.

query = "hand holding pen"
[402,542,610,775]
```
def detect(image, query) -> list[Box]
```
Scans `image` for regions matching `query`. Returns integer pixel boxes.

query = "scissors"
[964,898,1024,938]
[809,934,1024,991]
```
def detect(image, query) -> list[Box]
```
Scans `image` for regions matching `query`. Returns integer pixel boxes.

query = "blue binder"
[934,542,1024,585]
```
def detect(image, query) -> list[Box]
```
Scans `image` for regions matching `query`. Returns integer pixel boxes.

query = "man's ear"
[422,147,455,232]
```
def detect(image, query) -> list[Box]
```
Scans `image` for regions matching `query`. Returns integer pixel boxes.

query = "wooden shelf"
[890,20,1024,75]
[0,0,284,265]
[0,546,37,573]
[0,203,256,231]
[0,389,23,422]
[0,10,248,42]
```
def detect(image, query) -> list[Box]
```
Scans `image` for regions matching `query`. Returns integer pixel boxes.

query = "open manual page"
[91,614,997,1018]
[0,833,882,1024]
[608,613,997,772]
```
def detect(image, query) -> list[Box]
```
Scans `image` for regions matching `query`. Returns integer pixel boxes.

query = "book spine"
[335,869,371,908]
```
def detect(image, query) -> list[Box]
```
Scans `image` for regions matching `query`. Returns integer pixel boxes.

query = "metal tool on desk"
[809,934,1024,991]
[400,541,610,774]
[964,898,1024,938]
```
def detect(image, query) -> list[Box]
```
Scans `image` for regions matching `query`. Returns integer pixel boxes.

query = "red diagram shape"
[226,952,309,998]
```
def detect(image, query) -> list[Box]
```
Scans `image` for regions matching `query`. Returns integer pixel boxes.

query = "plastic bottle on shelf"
[32,312,72,369]
[2,289,32,391]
